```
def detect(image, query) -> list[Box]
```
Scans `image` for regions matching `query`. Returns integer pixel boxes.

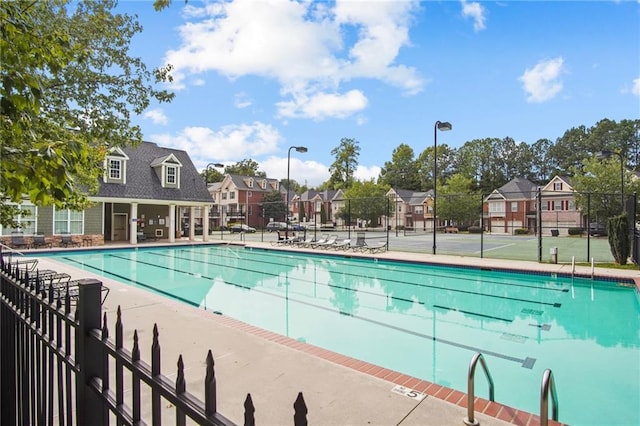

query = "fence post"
[75,279,104,425]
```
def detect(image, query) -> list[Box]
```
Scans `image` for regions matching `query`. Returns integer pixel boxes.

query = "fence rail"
[0,252,308,425]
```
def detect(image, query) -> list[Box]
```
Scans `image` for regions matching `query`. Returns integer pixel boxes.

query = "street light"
[205,162,224,186]
[287,146,308,234]
[433,120,452,255]
[596,150,625,211]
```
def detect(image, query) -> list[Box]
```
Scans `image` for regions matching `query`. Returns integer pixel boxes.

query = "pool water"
[41,245,640,425]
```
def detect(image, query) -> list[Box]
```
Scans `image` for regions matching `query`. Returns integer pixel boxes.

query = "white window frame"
[0,204,37,235]
[53,207,84,235]
[109,159,122,179]
[166,166,177,184]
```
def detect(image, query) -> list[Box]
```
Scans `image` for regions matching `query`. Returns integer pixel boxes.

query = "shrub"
[607,214,630,265]
[468,226,483,233]
[514,228,528,235]
[568,227,584,236]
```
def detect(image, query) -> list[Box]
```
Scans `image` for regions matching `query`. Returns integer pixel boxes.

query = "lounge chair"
[60,233,80,248]
[292,237,315,248]
[308,234,329,248]
[10,232,30,250]
[361,241,387,254]
[330,239,351,250]
[314,234,338,249]
[32,234,52,249]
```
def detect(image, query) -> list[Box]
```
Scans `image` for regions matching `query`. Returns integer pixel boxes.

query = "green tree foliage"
[328,138,360,190]
[262,190,286,223]
[1,0,173,226]
[342,180,389,228]
[437,174,480,226]
[378,143,420,190]
[607,213,630,265]
[224,159,265,177]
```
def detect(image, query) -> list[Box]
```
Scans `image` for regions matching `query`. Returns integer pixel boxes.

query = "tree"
[224,159,266,177]
[607,213,630,265]
[327,138,360,190]
[201,168,224,184]
[437,174,480,226]
[262,190,286,223]
[378,144,419,190]
[1,0,173,226]
[341,180,389,228]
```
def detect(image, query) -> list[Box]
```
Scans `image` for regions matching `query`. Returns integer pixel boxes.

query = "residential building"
[538,176,582,234]
[1,141,213,246]
[483,177,538,234]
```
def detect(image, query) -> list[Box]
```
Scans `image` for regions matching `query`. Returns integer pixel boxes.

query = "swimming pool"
[40,245,640,425]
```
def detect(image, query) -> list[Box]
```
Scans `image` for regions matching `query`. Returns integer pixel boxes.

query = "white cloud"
[234,92,253,109]
[632,77,640,96]
[354,165,381,182]
[276,90,368,120]
[151,122,282,166]
[260,156,329,187]
[143,108,168,125]
[163,0,423,119]
[461,1,486,32]
[519,57,565,103]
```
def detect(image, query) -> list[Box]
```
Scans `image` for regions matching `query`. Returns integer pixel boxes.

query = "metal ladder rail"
[540,369,559,426]
[463,352,495,426]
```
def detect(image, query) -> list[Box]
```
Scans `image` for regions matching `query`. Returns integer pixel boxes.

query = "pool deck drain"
[32,241,639,425]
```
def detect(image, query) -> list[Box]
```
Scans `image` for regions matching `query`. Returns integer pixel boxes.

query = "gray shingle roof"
[95,141,212,203]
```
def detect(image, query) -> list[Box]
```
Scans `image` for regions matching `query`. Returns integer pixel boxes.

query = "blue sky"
[119,0,640,187]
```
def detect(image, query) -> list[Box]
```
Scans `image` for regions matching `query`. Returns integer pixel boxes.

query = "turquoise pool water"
[40,245,640,425]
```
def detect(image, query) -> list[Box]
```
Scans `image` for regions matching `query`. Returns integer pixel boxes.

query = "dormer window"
[104,147,129,184]
[151,154,183,189]
[261,180,267,189]
[248,178,254,188]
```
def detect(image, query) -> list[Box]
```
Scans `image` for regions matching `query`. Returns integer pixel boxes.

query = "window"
[511,202,518,212]
[109,159,122,179]
[166,166,176,184]
[54,208,84,234]
[230,192,235,199]
[489,202,505,213]
[261,180,267,189]
[554,182,563,191]
[247,191,252,198]
[0,204,37,235]
[248,179,254,188]
[222,192,227,200]
[414,206,423,214]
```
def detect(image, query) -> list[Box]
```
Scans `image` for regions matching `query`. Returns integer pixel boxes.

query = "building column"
[130,202,138,244]
[169,204,176,243]
[189,206,196,241]
[203,205,210,242]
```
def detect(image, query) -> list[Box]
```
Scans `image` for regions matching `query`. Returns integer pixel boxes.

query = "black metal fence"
[0,253,308,425]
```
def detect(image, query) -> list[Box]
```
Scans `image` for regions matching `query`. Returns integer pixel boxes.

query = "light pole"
[287,146,308,234]
[205,162,224,232]
[205,162,224,186]
[597,150,625,211]
[433,120,452,255]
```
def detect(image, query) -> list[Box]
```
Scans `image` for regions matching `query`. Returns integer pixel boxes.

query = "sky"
[118,0,640,187]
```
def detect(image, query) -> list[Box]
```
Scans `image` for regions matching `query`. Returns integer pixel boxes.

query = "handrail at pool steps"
[540,369,559,426]
[463,352,495,426]
[463,352,560,426]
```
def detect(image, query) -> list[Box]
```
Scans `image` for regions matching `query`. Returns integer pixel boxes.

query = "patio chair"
[292,237,315,248]
[32,234,52,249]
[10,232,30,250]
[351,232,367,252]
[60,233,80,248]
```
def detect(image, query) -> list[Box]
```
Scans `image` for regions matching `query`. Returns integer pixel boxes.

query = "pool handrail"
[540,369,559,426]
[463,352,495,426]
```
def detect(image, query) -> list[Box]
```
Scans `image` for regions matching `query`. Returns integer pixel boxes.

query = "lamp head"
[436,121,452,131]
[295,146,308,153]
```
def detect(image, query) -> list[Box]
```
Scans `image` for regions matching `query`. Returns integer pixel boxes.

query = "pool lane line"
[433,304,512,323]
[60,255,536,369]
[186,246,571,295]
[163,249,564,308]
[88,253,426,309]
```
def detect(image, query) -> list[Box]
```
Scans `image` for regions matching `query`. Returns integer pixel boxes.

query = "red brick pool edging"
[205,310,564,426]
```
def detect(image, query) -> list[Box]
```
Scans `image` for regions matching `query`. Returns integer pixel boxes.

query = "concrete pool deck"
[31,240,638,425]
